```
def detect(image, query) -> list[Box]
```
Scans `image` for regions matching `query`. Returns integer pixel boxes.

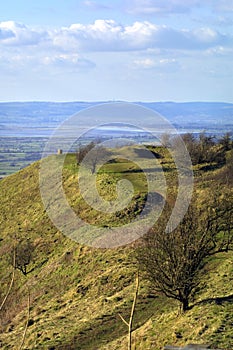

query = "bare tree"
[219,132,232,152]
[119,270,139,350]
[137,190,233,312]
[0,246,16,312]
[1,237,34,348]
[225,149,233,183]
[80,144,112,174]
[13,239,34,276]
[15,238,33,350]
[76,141,96,165]
[19,286,30,350]
[179,132,225,165]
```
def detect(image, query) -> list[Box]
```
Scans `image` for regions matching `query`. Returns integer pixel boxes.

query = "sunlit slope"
[0,151,233,349]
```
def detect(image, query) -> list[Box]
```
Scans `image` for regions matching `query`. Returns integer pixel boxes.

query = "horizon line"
[0,100,233,104]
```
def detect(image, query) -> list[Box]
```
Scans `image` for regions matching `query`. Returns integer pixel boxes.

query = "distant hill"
[0,101,233,137]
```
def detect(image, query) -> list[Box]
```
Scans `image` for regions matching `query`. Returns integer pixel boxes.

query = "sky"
[0,0,233,102]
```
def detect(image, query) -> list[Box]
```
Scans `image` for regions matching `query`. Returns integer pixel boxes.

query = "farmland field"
[0,137,48,178]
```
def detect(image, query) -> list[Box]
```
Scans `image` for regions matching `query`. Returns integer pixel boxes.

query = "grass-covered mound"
[0,146,233,349]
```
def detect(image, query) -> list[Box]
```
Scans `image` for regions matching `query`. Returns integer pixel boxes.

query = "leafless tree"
[76,141,96,164]
[79,144,112,174]
[0,246,16,312]
[119,270,139,350]
[137,190,233,312]
[19,286,30,350]
[219,132,232,152]
[13,239,34,276]
[1,237,34,348]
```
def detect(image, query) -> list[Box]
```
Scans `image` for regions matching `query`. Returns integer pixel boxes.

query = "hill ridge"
[0,152,233,349]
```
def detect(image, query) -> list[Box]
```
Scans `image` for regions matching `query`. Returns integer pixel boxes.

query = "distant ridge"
[0,100,233,125]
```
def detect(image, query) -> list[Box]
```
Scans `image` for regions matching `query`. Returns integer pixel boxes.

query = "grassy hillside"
[0,147,233,349]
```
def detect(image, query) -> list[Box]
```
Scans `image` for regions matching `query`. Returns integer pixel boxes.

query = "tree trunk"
[182,298,189,312]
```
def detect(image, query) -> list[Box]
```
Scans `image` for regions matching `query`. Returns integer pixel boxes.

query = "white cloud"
[0,27,15,40]
[133,58,156,68]
[204,46,233,56]
[126,0,233,15]
[51,20,124,51]
[0,52,95,71]
[41,54,95,69]
[192,28,219,43]
[0,20,232,57]
[0,21,47,46]
[0,20,230,53]
[52,20,230,52]
[126,0,203,15]
[133,57,179,71]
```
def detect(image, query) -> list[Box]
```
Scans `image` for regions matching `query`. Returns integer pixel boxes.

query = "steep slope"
[0,154,233,349]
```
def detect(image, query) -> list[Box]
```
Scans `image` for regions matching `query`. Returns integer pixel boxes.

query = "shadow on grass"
[54,295,160,350]
[193,294,233,308]
[199,162,225,172]
[120,167,165,174]
[134,148,163,159]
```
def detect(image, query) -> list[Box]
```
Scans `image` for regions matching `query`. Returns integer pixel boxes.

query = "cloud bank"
[0,20,231,53]
[0,17,232,103]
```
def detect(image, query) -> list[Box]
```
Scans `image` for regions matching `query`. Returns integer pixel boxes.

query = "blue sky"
[0,0,233,102]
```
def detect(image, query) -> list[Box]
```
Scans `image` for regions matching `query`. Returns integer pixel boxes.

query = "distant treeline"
[163,131,233,166]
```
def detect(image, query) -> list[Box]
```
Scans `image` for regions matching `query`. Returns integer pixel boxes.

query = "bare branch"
[119,270,140,350]
[118,313,129,327]
[0,246,16,312]
[19,286,30,350]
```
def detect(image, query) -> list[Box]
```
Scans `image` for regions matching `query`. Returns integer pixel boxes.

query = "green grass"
[62,149,166,228]
[0,146,233,349]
